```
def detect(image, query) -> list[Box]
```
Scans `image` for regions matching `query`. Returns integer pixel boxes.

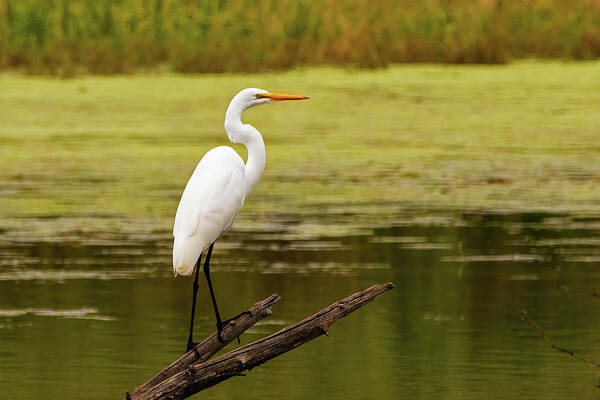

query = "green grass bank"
[1,62,600,239]
[1,0,600,75]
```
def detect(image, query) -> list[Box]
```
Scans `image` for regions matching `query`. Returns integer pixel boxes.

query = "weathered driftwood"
[129,294,281,398]
[128,282,394,400]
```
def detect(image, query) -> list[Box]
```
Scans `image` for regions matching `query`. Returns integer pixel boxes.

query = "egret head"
[231,88,309,111]
[225,88,308,144]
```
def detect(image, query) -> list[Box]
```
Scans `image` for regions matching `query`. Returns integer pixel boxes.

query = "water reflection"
[0,209,599,399]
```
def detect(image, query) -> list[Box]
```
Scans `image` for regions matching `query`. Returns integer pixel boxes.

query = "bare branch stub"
[130,294,281,398]
[134,282,394,400]
[520,310,600,370]
[554,282,600,299]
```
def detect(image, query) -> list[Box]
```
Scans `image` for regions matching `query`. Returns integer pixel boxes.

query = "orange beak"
[259,92,309,101]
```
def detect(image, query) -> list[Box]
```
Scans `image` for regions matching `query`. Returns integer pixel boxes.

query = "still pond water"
[1,209,599,399]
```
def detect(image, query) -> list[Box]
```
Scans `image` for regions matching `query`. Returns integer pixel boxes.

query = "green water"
[1,210,599,399]
[1,64,600,398]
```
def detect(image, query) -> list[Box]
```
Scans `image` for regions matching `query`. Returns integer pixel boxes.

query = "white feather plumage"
[171,88,307,278]
[172,146,246,276]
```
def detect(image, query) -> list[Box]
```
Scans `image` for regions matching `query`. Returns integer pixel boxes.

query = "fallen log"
[129,294,282,398]
[128,282,394,400]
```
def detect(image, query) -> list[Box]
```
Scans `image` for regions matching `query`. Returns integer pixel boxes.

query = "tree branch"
[129,294,281,398]
[128,283,394,400]
[520,310,600,370]
[554,282,600,299]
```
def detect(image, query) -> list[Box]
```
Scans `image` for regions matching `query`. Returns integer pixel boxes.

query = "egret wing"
[172,147,246,275]
[173,147,246,240]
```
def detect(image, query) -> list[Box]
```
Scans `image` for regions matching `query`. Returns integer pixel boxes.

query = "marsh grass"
[1,0,600,75]
[1,62,600,238]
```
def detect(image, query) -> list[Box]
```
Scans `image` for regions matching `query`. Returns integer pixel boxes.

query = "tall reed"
[1,0,599,75]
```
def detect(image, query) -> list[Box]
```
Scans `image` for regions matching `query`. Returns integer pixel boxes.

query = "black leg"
[203,243,249,344]
[186,253,202,352]
[203,243,225,339]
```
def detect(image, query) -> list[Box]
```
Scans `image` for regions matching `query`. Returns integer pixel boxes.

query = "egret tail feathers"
[173,237,200,277]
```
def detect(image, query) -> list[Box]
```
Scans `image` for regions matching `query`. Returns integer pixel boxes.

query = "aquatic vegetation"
[2,62,600,241]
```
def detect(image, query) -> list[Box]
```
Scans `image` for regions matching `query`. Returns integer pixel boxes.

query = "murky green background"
[1,64,600,399]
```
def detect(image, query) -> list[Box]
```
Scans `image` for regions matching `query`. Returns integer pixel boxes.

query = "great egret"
[173,88,308,351]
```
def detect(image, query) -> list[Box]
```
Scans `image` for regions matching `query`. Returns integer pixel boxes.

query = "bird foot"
[186,339,198,353]
[216,311,253,343]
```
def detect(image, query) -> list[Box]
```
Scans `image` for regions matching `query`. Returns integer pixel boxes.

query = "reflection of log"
[127,283,394,400]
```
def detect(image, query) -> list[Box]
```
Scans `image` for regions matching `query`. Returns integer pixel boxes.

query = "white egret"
[173,88,308,351]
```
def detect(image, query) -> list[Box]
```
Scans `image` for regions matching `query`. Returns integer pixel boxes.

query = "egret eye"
[255,93,267,99]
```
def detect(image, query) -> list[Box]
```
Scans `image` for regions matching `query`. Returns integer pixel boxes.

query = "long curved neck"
[242,127,266,195]
[224,102,266,196]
